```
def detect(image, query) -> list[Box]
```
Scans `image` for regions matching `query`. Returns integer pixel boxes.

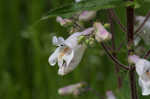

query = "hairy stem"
[108,9,122,88]
[126,0,138,98]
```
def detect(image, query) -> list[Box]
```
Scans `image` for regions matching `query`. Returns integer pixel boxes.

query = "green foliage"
[1,0,150,99]
[42,0,136,19]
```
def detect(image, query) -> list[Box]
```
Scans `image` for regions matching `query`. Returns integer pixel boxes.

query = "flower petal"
[64,32,81,49]
[58,44,86,75]
[135,59,150,76]
[79,11,96,21]
[52,36,64,46]
[139,77,150,96]
[94,22,112,42]
[48,47,61,66]
[64,28,93,49]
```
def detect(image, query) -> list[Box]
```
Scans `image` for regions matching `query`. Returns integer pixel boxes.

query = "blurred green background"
[0,0,150,99]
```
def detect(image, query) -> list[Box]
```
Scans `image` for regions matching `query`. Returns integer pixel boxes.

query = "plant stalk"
[126,0,138,98]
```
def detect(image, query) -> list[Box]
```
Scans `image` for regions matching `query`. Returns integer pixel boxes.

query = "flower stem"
[108,9,122,88]
[144,49,150,59]
[126,0,138,98]
[101,42,129,70]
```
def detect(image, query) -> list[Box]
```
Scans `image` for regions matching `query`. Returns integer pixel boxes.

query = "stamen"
[59,47,70,59]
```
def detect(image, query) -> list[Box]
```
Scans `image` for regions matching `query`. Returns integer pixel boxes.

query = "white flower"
[48,28,94,76]
[135,16,150,45]
[79,11,96,21]
[106,91,116,99]
[129,55,150,95]
[94,22,112,42]
[56,16,72,26]
[58,82,86,96]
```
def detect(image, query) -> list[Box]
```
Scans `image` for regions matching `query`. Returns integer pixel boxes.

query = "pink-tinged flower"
[48,28,94,76]
[58,82,86,96]
[128,55,140,64]
[56,16,72,26]
[94,22,112,42]
[106,91,116,99]
[79,11,96,21]
[129,55,150,95]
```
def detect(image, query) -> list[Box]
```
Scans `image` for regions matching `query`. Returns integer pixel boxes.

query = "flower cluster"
[48,17,112,76]
[48,0,113,97]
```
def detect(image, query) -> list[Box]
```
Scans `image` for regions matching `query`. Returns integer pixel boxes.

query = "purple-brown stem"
[144,49,150,59]
[108,9,122,88]
[126,0,138,98]
[115,10,150,51]
[101,42,129,70]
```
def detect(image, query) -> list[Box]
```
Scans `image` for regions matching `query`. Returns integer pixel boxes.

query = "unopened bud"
[58,82,86,96]
[78,35,85,44]
[56,16,72,26]
[79,11,96,22]
[85,39,90,45]
[94,22,112,42]
[89,37,95,46]
[104,23,110,28]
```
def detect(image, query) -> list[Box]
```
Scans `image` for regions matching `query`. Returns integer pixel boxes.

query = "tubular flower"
[56,16,72,26]
[128,55,150,95]
[79,11,96,22]
[94,22,112,42]
[48,28,94,76]
[58,82,86,96]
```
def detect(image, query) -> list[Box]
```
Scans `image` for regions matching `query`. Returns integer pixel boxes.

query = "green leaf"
[41,0,135,20]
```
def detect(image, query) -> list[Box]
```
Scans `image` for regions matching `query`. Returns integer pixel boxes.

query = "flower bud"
[79,11,96,22]
[58,82,86,96]
[56,16,72,26]
[94,22,112,42]
[78,35,85,44]
[104,23,110,28]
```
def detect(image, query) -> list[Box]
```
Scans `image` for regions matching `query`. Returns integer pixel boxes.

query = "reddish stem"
[126,0,138,98]
[144,49,150,59]
[101,42,129,70]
